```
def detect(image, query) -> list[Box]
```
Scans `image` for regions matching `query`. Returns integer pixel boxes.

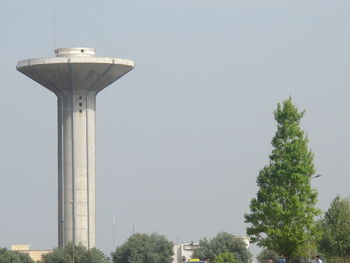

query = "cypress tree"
[244,98,320,259]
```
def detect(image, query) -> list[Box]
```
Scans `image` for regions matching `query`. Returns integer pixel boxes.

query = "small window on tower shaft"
[79,110,82,113]
[79,103,82,106]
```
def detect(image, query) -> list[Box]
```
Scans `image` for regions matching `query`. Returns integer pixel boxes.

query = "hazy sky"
[1,0,350,258]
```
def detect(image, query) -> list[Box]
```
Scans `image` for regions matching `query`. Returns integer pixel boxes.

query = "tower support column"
[59,90,97,248]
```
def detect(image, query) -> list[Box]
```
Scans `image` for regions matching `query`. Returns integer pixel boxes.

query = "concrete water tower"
[16,47,134,248]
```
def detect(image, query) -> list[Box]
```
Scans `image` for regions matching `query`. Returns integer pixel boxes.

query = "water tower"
[16,47,134,248]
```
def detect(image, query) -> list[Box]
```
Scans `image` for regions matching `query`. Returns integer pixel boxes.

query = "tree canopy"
[192,232,251,263]
[0,248,34,263]
[256,249,279,263]
[318,195,350,259]
[215,252,240,263]
[111,233,173,263]
[41,243,109,263]
[244,98,320,259]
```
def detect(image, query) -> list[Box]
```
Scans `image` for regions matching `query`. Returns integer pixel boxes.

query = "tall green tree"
[192,232,251,263]
[318,196,350,260]
[244,98,320,259]
[41,243,110,263]
[111,233,173,263]
[0,248,34,263]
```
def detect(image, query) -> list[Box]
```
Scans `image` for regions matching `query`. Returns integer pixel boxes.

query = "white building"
[11,245,51,262]
[172,237,250,263]
[173,242,200,263]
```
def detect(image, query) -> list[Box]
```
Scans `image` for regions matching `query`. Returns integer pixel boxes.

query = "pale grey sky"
[1,0,350,257]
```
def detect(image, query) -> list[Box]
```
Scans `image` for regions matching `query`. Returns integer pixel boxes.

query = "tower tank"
[17,47,134,248]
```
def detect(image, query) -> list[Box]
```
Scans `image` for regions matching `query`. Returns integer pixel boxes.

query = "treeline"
[0,232,251,263]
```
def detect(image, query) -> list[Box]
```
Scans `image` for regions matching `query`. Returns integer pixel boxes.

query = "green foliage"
[41,243,109,263]
[256,249,279,263]
[111,233,174,263]
[318,196,350,259]
[192,232,251,263]
[215,252,240,263]
[244,98,321,259]
[0,247,34,263]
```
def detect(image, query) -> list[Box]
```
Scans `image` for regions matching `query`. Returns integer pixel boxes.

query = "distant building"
[172,237,250,263]
[241,236,250,249]
[173,242,200,263]
[11,245,51,262]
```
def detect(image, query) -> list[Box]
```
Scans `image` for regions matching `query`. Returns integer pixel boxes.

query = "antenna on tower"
[53,3,56,51]
[113,215,116,248]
